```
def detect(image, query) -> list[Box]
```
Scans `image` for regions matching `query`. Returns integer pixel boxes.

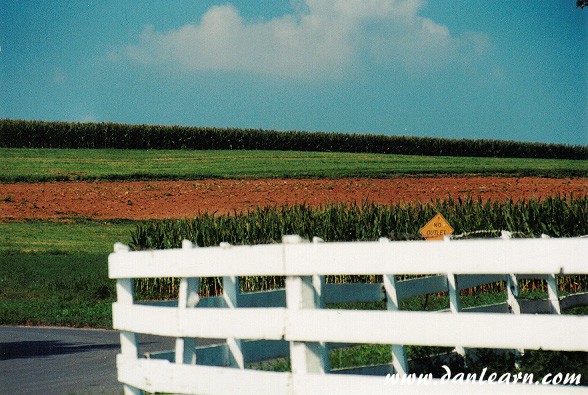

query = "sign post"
[419,213,454,241]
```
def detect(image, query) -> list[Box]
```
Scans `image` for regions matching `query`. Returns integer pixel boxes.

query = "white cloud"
[124,0,490,79]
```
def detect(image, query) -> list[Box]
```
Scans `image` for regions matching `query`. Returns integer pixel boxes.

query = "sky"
[1,1,586,145]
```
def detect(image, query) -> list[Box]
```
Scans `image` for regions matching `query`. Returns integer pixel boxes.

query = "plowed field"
[1,177,586,221]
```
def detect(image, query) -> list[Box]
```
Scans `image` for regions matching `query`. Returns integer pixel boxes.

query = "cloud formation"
[125,0,489,79]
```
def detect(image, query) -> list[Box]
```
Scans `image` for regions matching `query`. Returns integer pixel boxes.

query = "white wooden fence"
[109,235,588,394]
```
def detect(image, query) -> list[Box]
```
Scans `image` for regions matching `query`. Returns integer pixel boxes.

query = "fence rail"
[109,235,588,394]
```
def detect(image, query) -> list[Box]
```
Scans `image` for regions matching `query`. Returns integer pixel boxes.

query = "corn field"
[2,119,586,159]
[128,195,588,299]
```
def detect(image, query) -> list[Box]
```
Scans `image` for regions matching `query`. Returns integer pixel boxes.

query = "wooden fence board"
[110,238,587,278]
[283,238,586,275]
[109,244,284,278]
[113,304,286,340]
[285,310,588,352]
[116,355,588,395]
[117,355,290,395]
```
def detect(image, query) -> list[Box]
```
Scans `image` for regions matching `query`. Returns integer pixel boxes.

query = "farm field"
[1,176,587,221]
[1,143,586,385]
[1,148,587,182]
[1,146,587,325]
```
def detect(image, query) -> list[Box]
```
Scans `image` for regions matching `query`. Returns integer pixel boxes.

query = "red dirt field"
[0,177,586,221]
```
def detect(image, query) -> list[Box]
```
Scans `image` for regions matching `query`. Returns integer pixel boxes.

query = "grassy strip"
[1,148,587,183]
[0,220,135,255]
[0,253,113,328]
[0,219,132,327]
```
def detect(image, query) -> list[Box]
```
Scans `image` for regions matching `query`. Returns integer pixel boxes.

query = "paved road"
[0,326,178,394]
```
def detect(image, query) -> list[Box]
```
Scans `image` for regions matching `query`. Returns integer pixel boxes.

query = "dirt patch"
[0,177,586,221]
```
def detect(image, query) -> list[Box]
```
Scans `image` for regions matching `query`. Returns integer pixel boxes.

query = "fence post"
[444,236,466,357]
[502,232,521,313]
[284,235,330,375]
[113,243,142,395]
[312,237,327,311]
[447,272,466,357]
[175,240,200,365]
[507,271,524,367]
[380,238,409,375]
[221,242,245,369]
[543,233,562,315]
[546,274,561,315]
[502,231,524,367]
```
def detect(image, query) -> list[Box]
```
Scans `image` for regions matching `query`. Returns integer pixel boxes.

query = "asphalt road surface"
[0,326,177,394]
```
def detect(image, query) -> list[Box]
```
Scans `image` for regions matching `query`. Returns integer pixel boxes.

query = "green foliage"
[1,119,586,159]
[130,196,588,249]
[0,253,114,328]
[129,195,588,298]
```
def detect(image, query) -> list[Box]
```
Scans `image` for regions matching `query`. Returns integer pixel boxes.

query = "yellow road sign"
[419,213,454,241]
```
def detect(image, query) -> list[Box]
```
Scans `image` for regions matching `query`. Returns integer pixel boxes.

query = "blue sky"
[1,1,586,145]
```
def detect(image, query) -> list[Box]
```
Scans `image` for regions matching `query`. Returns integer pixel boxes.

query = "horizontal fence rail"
[109,238,586,277]
[109,236,588,394]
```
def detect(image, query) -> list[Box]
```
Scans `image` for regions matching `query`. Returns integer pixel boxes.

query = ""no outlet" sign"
[419,213,454,241]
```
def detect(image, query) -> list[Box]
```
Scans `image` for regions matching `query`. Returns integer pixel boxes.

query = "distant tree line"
[0,119,586,160]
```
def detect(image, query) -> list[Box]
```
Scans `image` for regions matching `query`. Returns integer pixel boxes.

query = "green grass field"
[0,218,131,328]
[1,148,586,182]
[0,253,113,328]
[0,220,135,255]
[0,219,132,326]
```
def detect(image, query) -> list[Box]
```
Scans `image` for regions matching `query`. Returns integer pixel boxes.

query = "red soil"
[0,177,586,222]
